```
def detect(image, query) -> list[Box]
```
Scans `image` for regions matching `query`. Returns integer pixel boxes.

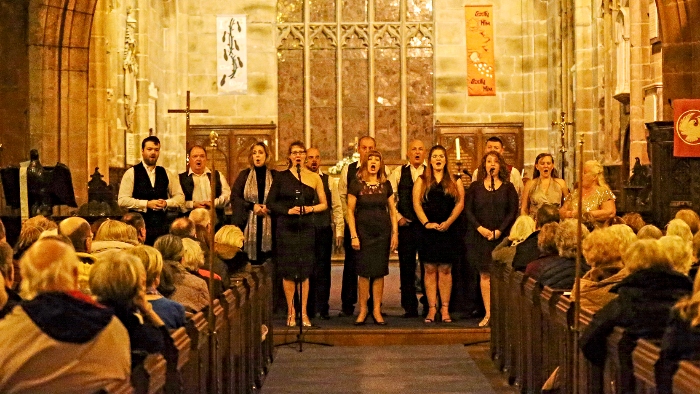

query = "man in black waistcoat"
[388,139,426,317]
[338,136,376,316]
[179,145,231,228]
[118,136,184,245]
[305,147,343,319]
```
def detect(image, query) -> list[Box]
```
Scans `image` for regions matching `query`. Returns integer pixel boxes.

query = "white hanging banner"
[217,15,248,95]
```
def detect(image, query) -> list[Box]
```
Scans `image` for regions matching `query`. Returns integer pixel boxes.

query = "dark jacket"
[107,303,168,369]
[512,230,540,271]
[0,287,22,319]
[655,310,700,394]
[535,256,590,290]
[580,267,693,368]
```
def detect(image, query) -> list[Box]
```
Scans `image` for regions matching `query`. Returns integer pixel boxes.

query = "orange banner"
[465,5,495,96]
[674,99,700,157]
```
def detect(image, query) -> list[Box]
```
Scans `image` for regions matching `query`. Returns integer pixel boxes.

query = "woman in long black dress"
[412,145,464,323]
[267,141,328,327]
[231,142,276,264]
[465,151,519,327]
[347,150,398,325]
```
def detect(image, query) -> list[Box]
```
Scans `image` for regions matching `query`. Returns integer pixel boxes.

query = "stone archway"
[27,0,98,204]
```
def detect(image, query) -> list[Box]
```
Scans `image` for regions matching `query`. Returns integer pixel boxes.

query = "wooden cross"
[551,111,574,179]
[167,91,209,135]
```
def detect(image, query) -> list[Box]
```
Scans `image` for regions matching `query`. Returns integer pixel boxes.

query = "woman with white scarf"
[231,142,276,264]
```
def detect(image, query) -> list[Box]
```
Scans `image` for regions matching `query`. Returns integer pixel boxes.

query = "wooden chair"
[632,338,661,394]
[183,312,209,394]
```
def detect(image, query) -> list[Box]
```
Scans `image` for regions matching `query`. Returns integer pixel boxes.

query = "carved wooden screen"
[435,122,524,187]
[188,124,277,186]
[277,0,434,165]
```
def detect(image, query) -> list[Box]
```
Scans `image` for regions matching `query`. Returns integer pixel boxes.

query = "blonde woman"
[559,160,616,226]
[91,219,137,258]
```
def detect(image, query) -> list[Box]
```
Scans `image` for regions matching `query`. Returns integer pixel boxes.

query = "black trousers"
[309,226,333,316]
[340,225,357,312]
[398,221,420,313]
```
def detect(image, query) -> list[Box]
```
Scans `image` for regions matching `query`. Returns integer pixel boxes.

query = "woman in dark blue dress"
[347,150,398,325]
[267,141,328,327]
[412,145,464,323]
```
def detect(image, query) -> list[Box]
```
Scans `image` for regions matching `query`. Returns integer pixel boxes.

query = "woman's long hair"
[418,145,459,202]
[477,151,509,183]
[356,150,387,183]
[532,153,559,179]
[584,160,610,189]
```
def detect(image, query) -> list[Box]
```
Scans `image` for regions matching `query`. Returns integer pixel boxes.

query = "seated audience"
[512,204,560,271]
[91,219,138,258]
[690,231,700,280]
[524,222,560,277]
[12,215,57,291]
[154,235,209,312]
[125,245,186,330]
[214,225,246,274]
[637,224,663,240]
[532,219,590,289]
[182,237,224,299]
[189,207,211,229]
[492,215,536,266]
[58,217,96,294]
[655,272,700,394]
[658,235,694,275]
[0,239,130,393]
[0,218,5,243]
[0,241,20,319]
[666,218,693,243]
[170,217,196,239]
[580,239,693,372]
[603,216,626,227]
[675,208,700,235]
[621,212,646,234]
[90,250,169,369]
[122,212,147,244]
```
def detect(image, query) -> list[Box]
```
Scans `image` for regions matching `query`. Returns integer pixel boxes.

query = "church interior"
[2,0,700,393]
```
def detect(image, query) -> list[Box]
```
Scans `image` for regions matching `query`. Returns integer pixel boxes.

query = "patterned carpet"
[262,344,497,394]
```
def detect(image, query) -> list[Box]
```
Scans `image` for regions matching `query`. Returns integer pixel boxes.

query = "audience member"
[690,231,700,280]
[182,237,223,299]
[666,218,693,243]
[0,218,5,243]
[12,216,56,290]
[0,239,130,393]
[534,219,590,289]
[92,219,138,259]
[675,209,700,235]
[492,215,536,267]
[215,225,246,275]
[658,235,694,275]
[58,217,96,294]
[0,241,20,319]
[170,217,196,238]
[90,250,169,369]
[512,203,560,271]
[189,207,211,229]
[637,224,663,240]
[621,212,646,234]
[122,212,147,244]
[125,245,185,329]
[524,222,560,277]
[154,235,209,312]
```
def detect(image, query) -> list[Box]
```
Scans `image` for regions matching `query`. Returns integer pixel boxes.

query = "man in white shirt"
[179,145,231,228]
[305,147,343,319]
[118,136,185,245]
[388,139,426,317]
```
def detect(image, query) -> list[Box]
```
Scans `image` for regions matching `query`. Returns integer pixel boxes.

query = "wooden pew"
[540,286,565,388]
[142,354,167,394]
[164,327,191,394]
[221,283,247,394]
[554,295,575,394]
[490,261,503,364]
[603,327,625,394]
[252,262,273,374]
[183,312,209,394]
[502,265,515,382]
[505,269,526,388]
[632,338,661,394]
[105,379,135,394]
[219,289,237,394]
[672,360,700,394]
[249,266,265,386]
[262,260,275,366]
[209,299,225,394]
[231,272,256,393]
[523,277,543,393]
[577,306,602,394]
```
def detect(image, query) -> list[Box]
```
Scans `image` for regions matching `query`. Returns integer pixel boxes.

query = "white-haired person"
[125,245,186,330]
[559,160,616,227]
[666,218,693,243]
[214,224,246,274]
[492,215,536,267]
[182,237,224,299]
[90,250,169,369]
[154,234,209,312]
[91,219,138,259]
[0,239,130,393]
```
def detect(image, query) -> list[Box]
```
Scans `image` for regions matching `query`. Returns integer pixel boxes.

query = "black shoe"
[402,311,419,318]
[372,312,387,325]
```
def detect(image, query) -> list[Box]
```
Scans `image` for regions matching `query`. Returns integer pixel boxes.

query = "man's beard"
[143,156,158,166]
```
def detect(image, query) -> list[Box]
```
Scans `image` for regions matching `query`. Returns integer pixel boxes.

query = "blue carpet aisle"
[262,344,496,394]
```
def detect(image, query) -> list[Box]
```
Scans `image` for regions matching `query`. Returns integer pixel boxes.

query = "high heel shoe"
[440,304,452,323]
[301,314,312,327]
[372,311,387,325]
[287,314,297,327]
[424,305,437,323]
[478,315,490,327]
[354,310,368,326]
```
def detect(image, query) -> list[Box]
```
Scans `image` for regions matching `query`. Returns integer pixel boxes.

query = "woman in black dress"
[347,150,398,325]
[412,145,464,323]
[465,151,519,327]
[267,141,328,327]
[231,142,276,263]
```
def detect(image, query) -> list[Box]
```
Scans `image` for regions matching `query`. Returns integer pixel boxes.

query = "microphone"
[296,163,301,175]
[489,168,495,191]
[296,163,304,214]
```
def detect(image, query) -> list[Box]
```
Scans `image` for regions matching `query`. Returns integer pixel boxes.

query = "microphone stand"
[276,163,332,352]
